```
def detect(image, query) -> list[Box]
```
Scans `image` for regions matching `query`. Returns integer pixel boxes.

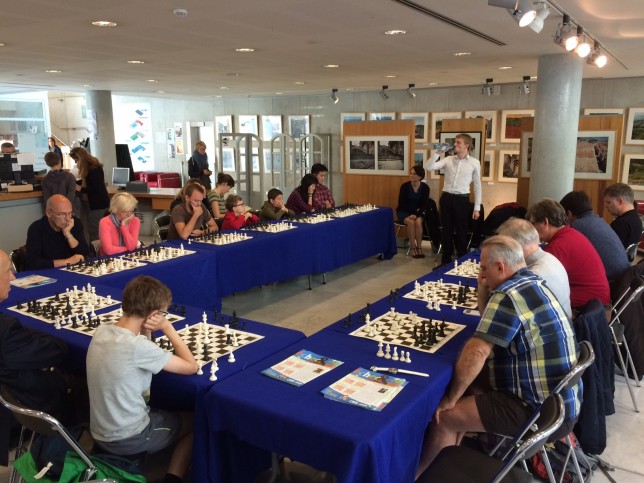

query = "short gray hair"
[496,218,540,247]
[481,235,525,271]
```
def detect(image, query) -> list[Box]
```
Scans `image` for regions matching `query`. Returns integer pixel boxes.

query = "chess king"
[86,275,199,483]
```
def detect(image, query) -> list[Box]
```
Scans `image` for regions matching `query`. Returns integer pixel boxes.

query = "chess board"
[123,246,196,263]
[154,322,264,365]
[8,289,120,325]
[330,204,377,218]
[242,222,297,233]
[191,232,253,245]
[349,311,466,354]
[444,259,480,279]
[61,257,144,277]
[404,280,479,313]
[291,214,334,224]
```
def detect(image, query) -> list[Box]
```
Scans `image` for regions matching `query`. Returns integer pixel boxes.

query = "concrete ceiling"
[1,0,643,99]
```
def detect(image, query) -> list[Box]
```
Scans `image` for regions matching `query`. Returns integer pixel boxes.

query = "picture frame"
[438,131,483,162]
[263,148,282,172]
[260,115,282,141]
[345,135,409,175]
[498,150,520,183]
[431,112,462,143]
[500,109,534,143]
[341,112,366,139]
[215,115,233,135]
[621,154,644,191]
[625,107,644,145]
[288,115,310,139]
[464,110,497,143]
[583,108,624,116]
[414,149,427,168]
[237,115,258,135]
[369,112,396,121]
[221,147,234,171]
[401,112,429,143]
[482,149,495,182]
[520,130,616,180]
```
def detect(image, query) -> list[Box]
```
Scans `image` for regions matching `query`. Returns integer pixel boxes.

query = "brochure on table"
[322,367,408,411]
[262,349,343,386]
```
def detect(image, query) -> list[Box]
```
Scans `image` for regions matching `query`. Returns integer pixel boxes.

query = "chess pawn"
[392,347,399,361]
[384,343,391,360]
[197,363,203,376]
[228,351,235,363]
[376,340,384,357]
[405,351,412,364]
[209,364,218,382]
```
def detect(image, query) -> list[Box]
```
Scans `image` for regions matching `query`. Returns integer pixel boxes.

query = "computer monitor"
[0,154,18,182]
[112,167,130,187]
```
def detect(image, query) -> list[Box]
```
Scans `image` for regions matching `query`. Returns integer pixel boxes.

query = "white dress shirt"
[424,153,482,211]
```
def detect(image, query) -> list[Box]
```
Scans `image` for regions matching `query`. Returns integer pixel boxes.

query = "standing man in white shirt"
[424,133,482,266]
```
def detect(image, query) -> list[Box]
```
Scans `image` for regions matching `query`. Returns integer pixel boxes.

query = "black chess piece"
[181,305,187,317]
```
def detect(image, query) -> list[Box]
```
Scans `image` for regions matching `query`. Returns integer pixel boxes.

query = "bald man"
[25,194,90,269]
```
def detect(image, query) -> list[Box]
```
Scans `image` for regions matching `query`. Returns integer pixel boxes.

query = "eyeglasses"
[234,202,245,207]
[48,210,73,218]
[158,310,169,317]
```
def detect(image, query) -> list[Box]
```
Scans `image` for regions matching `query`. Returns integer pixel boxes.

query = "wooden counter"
[107,186,179,211]
[0,190,43,202]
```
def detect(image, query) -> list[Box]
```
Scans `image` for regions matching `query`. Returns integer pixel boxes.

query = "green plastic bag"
[12,450,146,483]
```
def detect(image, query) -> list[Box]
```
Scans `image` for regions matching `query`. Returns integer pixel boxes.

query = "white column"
[85,90,116,172]
[529,54,584,205]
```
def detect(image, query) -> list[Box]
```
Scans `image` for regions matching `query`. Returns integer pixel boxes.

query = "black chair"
[417,394,565,483]
[0,385,98,482]
[9,246,27,273]
[626,242,638,263]
[153,212,172,241]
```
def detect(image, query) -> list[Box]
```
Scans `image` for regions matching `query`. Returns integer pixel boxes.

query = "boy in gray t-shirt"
[86,276,198,483]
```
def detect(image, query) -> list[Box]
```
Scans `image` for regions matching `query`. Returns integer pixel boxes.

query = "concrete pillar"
[85,90,116,172]
[528,54,584,205]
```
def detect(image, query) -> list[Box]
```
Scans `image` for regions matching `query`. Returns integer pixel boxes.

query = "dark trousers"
[439,192,471,264]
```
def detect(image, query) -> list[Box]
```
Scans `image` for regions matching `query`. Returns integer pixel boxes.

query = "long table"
[194,254,483,483]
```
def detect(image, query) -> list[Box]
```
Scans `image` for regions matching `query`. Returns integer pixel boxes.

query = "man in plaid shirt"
[417,235,580,474]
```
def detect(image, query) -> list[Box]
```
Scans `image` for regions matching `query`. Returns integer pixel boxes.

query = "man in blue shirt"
[417,235,579,475]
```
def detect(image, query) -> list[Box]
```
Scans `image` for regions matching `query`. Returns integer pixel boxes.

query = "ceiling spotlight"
[519,75,530,95]
[587,41,608,68]
[576,35,592,58]
[331,88,339,104]
[526,2,550,33]
[482,78,494,97]
[406,83,416,98]
[380,85,389,100]
[565,25,583,51]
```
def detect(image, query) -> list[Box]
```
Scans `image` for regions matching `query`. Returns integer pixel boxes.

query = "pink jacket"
[98,215,140,255]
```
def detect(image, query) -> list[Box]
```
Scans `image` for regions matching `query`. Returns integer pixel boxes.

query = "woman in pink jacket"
[98,192,141,255]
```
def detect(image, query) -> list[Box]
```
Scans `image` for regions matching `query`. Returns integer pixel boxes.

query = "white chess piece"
[228,351,235,363]
[384,343,391,360]
[232,332,239,347]
[202,311,208,324]
[376,340,384,357]
[392,347,399,361]
[405,352,412,364]
[209,363,218,382]
[197,363,203,375]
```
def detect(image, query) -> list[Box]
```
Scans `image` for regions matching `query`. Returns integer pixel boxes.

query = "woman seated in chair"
[207,173,235,219]
[286,174,319,214]
[397,165,430,258]
[221,195,259,229]
[98,192,141,256]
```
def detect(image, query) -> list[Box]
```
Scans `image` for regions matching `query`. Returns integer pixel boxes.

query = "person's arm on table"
[143,312,198,375]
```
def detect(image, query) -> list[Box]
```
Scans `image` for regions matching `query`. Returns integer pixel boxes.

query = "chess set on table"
[444,259,480,279]
[124,245,195,263]
[404,279,479,314]
[348,307,466,355]
[191,231,253,245]
[61,256,145,277]
[242,221,297,233]
[329,203,377,218]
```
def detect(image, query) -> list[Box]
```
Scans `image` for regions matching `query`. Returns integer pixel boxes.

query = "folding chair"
[417,394,565,483]
[153,211,172,241]
[625,243,638,263]
[0,385,98,483]
[9,246,27,273]
[609,274,644,412]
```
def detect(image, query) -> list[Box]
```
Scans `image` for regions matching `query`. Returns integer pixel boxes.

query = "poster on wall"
[114,103,154,170]
[345,135,409,175]
[167,128,175,159]
[174,122,184,155]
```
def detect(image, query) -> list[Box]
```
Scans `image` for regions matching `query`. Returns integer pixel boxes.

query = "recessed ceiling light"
[276,92,283,95]
[146,79,158,83]
[92,20,117,27]
[324,64,339,68]
[226,73,240,76]
[173,8,188,17]
[0,43,5,47]
[531,75,538,80]
[127,60,145,64]
[384,29,407,35]
[385,75,398,78]
[45,70,61,73]
[345,88,354,91]
[219,86,229,90]
[83,84,93,88]
[453,52,471,56]
[294,81,305,85]
[498,66,513,70]
[235,48,255,53]
[428,82,438,86]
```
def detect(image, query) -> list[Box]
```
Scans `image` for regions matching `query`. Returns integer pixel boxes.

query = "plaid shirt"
[475,268,581,421]
[312,184,335,211]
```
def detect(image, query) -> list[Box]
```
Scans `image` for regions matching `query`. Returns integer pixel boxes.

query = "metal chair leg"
[611,326,639,412]
[566,435,585,483]
[621,336,641,388]
[540,448,558,483]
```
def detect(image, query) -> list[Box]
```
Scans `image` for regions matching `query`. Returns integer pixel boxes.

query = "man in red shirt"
[526,198,610,313]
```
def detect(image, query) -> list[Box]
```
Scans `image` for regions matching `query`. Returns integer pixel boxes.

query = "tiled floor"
[2,243,643,482]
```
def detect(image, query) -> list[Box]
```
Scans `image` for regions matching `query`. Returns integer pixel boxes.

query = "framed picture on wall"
[288,115,310,139]
[341,112,366,139]
[625,107,644,145]
[464,110,497,143]
[438,131,483,162]
[401,112,429,143]
[345,135,409,175]
[221,147,235,171]
[260,115,282,140]
[369,112,396,121]
[574,131,616,179]
[482,150,495,182]
[500,110,534,143]
[431,112,462,143]
[237,115,258,135]
[621,154,644,191]
[583,108,624,116]
[414,149,427,168]
[498,150,520,183]
[215,115,233,135]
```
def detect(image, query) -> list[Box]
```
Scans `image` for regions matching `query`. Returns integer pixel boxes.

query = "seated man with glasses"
[25,194,90,269]
[221,194,259,229]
